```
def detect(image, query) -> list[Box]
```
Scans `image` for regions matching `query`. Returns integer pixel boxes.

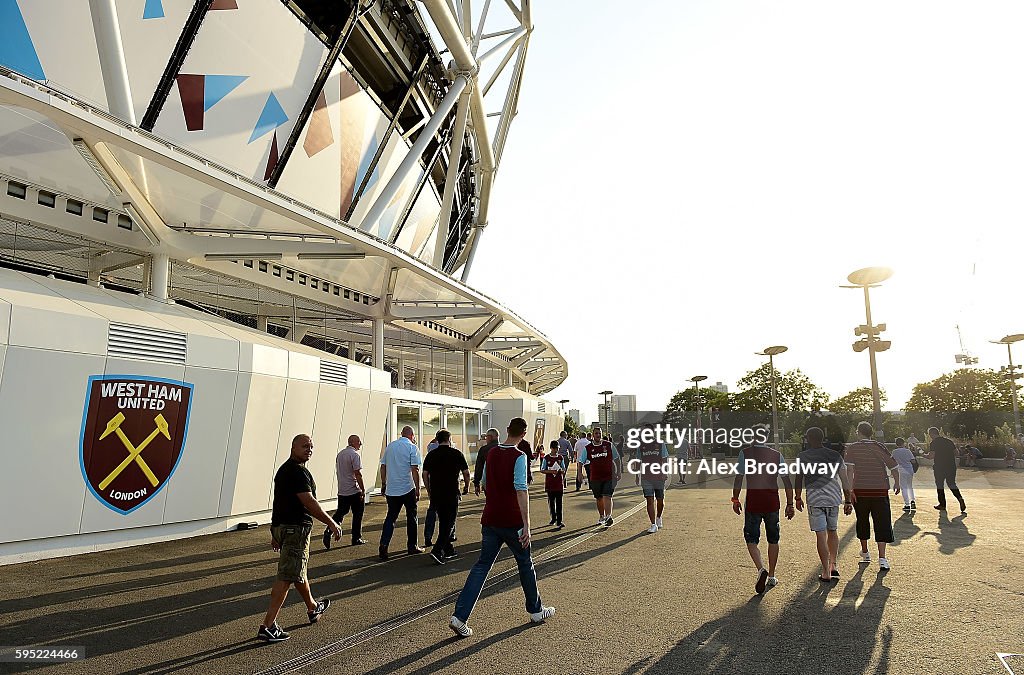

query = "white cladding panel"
[0,347,104,541]
[363,390,391,472]
[289,352,319,382]
[312,384,347,497]
[272,379,320,506]
[220,372,287,515]
[185,331,240,371]
[114,0,192,124]
[163,366,238,524]
[240,342,288,378]
[15,1,109,109]
[341,388,371,451]
[152,0,328,182]
[346,362,372,390]
[0,297,9,344]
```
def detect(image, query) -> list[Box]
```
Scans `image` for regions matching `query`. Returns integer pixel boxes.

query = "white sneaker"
[449,616,472,637]
[878,558,891,570]
[647,524,658,534]
[655,517,663,529]
[597,517,607,526]
[530,606,556,623]
[859,551,871,564]
[766,577,778,589]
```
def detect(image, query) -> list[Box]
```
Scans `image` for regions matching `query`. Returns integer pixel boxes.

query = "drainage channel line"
[255,499,649,675]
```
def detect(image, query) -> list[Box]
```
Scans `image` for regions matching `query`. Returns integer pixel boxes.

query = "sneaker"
[933,504,946,511]
[959,504,967,515]
[859,551,871,564]
[597,518,607,527]
[655,517,663,529]
[430,551,446,565]
[910,500,916,510]
[530,606,556,623]
[352,538,368,545]
[556,522,565,529]
[257,623,290,642]
[647,524,659,534]
[755,568,768,594]
[604,516,614,526]
[548,519,556,526]
[449,616,472,637]
[322,527,332,550]
[407,546,425,555]
[378,547,389,561]
[766,577,778,589]
[308,598,331,624]
[902,505,912,512]
[879,558,891,570]
[444,552,460,561]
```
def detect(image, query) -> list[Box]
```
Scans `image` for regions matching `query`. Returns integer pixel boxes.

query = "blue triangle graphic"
[248,92,289,143]
[203,74,247,111]
[0,0,45,80]
[143,0,165,19]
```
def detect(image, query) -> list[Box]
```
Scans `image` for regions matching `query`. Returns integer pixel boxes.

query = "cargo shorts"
[271,523,312,583]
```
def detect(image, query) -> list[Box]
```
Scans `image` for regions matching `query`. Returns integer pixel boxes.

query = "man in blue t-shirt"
[379,426,424,560]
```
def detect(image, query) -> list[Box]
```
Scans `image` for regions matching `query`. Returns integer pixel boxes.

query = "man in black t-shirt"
[423,430,470,564]
[258,434,342,643]
[926,427,967,514]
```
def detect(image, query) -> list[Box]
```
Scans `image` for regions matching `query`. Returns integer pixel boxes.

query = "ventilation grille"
[538,402,546,413]
[108,323,187,364]
[320,360,349,386]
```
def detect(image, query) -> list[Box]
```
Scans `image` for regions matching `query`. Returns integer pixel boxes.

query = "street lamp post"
[598,390,613,430]
[991,334,1024,437]
[843,267,892,441]
[689,375,707,457]
[755,347,788,450]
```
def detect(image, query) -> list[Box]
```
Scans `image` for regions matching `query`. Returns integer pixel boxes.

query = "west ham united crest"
[80,375,194,514]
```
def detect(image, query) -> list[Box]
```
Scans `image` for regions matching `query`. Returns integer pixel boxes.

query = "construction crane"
[955,324,979,366]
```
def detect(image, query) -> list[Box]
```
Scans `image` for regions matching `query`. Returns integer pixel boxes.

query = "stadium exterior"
[0,0,567,563]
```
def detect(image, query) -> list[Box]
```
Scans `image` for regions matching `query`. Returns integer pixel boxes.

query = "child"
[541,440,567,528]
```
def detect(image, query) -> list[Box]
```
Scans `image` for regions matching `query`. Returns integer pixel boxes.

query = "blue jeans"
[453,526,542,622]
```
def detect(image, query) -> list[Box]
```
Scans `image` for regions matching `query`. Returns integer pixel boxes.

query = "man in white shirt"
[323,434,368,549]
[379,426,424,560]
[573,433,590,491]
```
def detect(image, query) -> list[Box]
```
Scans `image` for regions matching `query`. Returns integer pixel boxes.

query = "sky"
[466,0,1024,421]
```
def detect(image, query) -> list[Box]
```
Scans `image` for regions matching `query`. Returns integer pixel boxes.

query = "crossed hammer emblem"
[97,412,171,491]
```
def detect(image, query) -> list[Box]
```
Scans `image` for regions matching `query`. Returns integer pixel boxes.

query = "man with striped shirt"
[794,427,853,582]
[844,422,900,570]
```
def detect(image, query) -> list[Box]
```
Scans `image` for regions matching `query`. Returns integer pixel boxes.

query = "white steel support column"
[257,316,269,332]
[432,90,472,269]
[464,350,474,399]
[461,224,484,281]
[150,253,169,302]
[89,0,136,124]
[372,319,385,368]
[349,341,358,362]
[398,356,406,388]
[357,75,469,235]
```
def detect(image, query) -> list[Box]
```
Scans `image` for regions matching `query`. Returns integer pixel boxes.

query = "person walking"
[579,427,621,526]
[844,422,900,570]
[635,427,669,533]
[573,432,590,491]
[891,437,917,512]
[379,426,424,561]
[731,429,795,594]
[423,430,470,565]
[926,426,967,514]
[423,430,445,547]
[323,434,368,549]
[540,440,567,528]
[449,417,555,637]
[794,427,853,582]
[258,434,340,642]
[473,428,500,495]
[557,431,573,489]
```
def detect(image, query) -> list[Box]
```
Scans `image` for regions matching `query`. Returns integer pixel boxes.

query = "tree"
[564,414,581,437]
[830,387,887,413]
[664,387,730,422]
[731,364,830,412]
[904,368,1020,438]
[905,368,1016,412]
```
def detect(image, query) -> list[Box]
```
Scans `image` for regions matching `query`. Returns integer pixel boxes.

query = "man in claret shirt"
[448,417,555,637]
[732,427,795,594]
[579,427,622,526]
[635,426,670,533]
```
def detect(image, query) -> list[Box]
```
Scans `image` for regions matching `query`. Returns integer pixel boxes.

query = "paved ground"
[3,466,1023,674]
